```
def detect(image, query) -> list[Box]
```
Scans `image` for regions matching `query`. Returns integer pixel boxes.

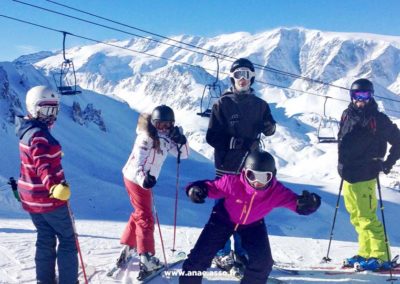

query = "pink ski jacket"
[204,173,298,226]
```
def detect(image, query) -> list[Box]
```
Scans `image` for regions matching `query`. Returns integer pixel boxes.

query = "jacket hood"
[15,116,47,139]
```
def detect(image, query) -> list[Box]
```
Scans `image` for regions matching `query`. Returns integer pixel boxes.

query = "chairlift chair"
[317,97,339,143]
[54,32,81,96]
[197,56,222,118]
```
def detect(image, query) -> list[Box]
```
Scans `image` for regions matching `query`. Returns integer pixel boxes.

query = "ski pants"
[29,204,78,284]
[120,177,155,255]
[343,178,390,261]
[179,204,273,284]
[214,199,247,257]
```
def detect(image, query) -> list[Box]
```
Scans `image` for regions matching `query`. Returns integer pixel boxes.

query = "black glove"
[381,160,393,175]
[296,190,321,215]
[186,182,208,203]
[262,121,276,136]
[170,126,187,145]
[8,177,20,202]
[143,172,157,189]
[229,137,256,150]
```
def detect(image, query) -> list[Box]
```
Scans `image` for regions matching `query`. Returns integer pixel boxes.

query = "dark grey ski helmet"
[151,105,175,124]
[244,150,277,176]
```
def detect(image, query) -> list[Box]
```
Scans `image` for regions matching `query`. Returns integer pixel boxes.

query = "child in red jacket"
[16,86,78,284]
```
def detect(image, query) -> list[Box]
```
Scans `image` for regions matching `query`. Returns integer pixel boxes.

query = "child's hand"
[187,183,208,203]
[296,190,321,215]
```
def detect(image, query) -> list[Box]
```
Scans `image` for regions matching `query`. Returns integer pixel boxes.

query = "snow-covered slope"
[1,27,400,283]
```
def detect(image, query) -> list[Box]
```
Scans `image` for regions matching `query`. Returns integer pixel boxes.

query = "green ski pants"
[343,179,389,261]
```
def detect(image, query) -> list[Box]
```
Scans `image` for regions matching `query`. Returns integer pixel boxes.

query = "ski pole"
[376,176,396,282]
[171,144,183,253]
[151,189,168,267]
[67,202,88,284]
[322,178,343,263]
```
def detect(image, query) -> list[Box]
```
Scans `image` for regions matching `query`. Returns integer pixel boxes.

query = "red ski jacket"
[16,117,66,213]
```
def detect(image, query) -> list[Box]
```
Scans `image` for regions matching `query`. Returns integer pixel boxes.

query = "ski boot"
[116,245,136,268]
[137,252,163,280]
[230,252,248,279]
[342,255,366,268]
[213,251,235,272]
[355,257,393,271]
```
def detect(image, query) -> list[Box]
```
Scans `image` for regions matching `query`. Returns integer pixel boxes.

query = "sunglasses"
[350,90,373,101]
[245,169,273,185]
[231,68,255,80]
[154,121,173,131]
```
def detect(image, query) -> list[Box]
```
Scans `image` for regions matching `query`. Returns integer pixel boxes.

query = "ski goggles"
[38,101,60,117]
[244,169,273,185]
[231,68,255,80]
[350,90,373,101]
[154,120,174,131]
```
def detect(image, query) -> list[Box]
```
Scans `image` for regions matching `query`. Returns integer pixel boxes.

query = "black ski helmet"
[244,150,277,176]
[151,105,175,124]
[230,58,255,86]
[350,78,374,93]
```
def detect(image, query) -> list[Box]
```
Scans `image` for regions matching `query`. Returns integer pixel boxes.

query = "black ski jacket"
[206,88,276,176]
[338,99,400,183]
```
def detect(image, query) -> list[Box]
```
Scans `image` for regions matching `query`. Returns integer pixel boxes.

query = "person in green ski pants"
[338,78,400,271]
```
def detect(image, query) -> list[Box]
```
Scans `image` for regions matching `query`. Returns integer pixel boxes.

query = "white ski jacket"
[122,114,189,188]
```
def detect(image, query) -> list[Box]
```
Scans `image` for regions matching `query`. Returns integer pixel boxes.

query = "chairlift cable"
[1,14,400,115]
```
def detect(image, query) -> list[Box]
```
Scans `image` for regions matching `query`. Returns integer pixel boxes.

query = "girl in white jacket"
[118,105,189,277]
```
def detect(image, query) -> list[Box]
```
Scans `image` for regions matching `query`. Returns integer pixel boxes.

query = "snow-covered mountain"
[1,27,400,283]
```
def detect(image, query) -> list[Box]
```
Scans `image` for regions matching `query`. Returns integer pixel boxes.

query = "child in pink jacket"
[179,150,321,284]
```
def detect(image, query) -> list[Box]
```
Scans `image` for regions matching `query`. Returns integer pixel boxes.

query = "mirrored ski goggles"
[245,169,273,185]
[231,68,255,80]
[350,90,373,101]
[154,120,174,131]
[38,102,60,117]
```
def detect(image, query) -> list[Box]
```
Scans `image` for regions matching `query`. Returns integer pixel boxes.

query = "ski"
[137,258,185,283]
[106,255,133,278]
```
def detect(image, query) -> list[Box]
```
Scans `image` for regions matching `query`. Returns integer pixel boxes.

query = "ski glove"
[8,177,20,202]
[381,160,393,175]
[296,190,321,215]
[143,172,157,189]
[186,181,208,203]
[229,137,257,150]
[49,182,71,201]
[170,126,187,145]
[262,121,276,136]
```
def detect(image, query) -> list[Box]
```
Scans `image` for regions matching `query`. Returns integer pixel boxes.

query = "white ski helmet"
[26,86,60,121]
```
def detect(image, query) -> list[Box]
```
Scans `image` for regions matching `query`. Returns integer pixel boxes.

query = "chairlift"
[53,32,81,96]
[317,96,339,143]
[197,56,222,117]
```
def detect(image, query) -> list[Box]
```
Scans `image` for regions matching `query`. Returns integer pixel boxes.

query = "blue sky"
[1,0,400,61]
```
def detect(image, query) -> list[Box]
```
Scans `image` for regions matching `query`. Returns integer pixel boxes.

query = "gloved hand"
[143,172,157,189]
[381,160,393,175]
[229,137,256,150]
[262,121,276,136]
[296,190,321,215]
[49,182,71,201]
[8,177,20,202]
[186,182,208,203]
[169,126,187,145]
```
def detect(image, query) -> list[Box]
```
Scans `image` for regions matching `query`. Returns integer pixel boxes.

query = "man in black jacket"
[206,58,276,275]
[338,78,400,271]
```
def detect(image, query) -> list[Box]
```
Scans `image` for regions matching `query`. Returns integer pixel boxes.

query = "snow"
[1,27,400,283]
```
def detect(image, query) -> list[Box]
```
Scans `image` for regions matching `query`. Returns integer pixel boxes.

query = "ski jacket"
[338,99,400,183]
[15,117,66,213]
[122,114,189,188]
[206,88,276,176]
[193,173,298,226]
